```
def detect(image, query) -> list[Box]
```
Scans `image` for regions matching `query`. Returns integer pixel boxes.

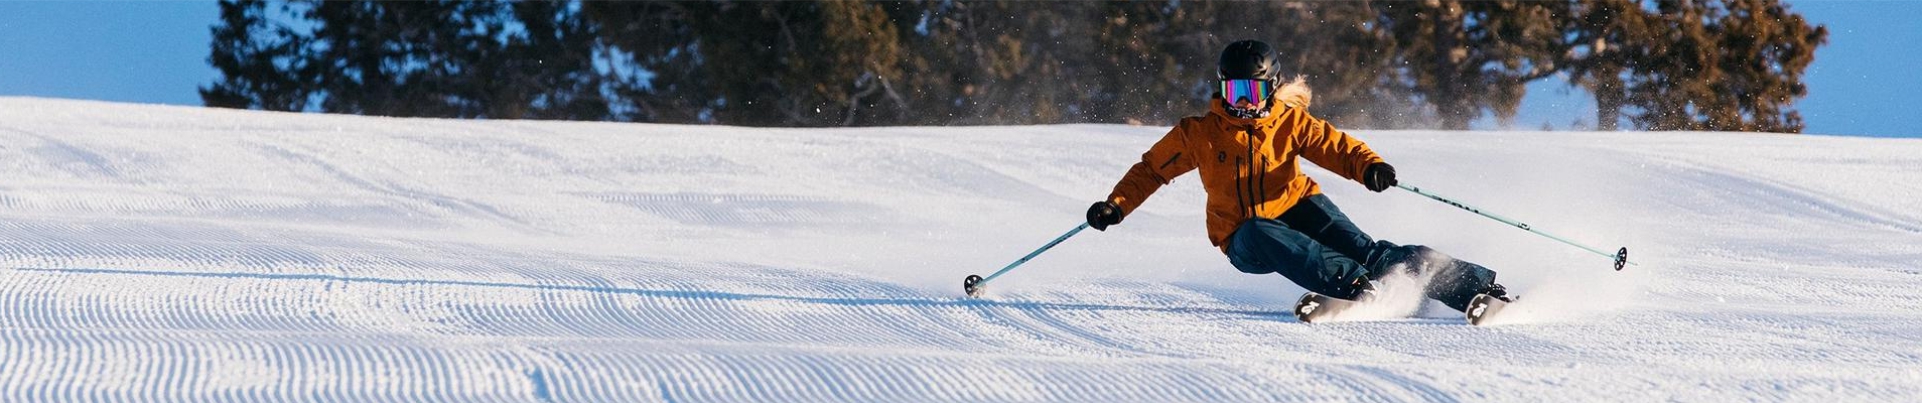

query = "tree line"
[203,0,1826,132]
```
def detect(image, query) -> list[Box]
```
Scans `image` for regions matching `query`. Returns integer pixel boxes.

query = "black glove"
[1362,162,1397,192]
[1086,201,1123,231]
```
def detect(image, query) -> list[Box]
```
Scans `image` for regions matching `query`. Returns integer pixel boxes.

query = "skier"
[1085,40,1508,319]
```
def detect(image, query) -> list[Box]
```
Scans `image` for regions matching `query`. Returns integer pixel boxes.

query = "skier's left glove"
[1086,201,1123,231]
[1363,162,1397,192]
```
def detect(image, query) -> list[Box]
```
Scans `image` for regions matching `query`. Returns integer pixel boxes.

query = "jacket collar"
[1209,97,1285,131]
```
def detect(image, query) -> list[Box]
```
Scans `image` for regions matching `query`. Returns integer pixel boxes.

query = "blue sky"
[0,1,214,106]
[0,1,1916,137]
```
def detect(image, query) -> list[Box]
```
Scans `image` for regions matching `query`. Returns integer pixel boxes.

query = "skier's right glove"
[1086,201,1123,231]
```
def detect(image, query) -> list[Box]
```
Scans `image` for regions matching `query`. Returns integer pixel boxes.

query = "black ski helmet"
[1217,40,1281,118]
[1217,40,1281,83]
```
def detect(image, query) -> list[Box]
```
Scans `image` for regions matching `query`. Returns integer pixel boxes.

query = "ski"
[1464,293,1512,326]
[1292,292,1367,323]
[1297,291,1516,325]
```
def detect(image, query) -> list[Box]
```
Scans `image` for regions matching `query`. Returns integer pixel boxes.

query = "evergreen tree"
[302,1,502,117]
[586,1,910,126]
[206,0,1826,133]
[577,1,711,123]
[1379,0,1570,130]
[1564,0,1824,132]
[205,0,613,120]
[482,1,611,120]
[202,0,311,111]
[1564,0,1646,131]
[1650,0,1824,132]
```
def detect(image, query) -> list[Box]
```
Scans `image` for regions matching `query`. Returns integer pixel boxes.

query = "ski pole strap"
[976,222,1090,287]
[1395,184,1633,270]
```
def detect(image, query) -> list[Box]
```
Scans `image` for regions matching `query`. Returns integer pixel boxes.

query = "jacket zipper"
[1245,130,1258,219]
[1258,125,1270,219]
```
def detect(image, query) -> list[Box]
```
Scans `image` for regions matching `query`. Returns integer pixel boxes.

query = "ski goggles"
[1220,79,1272,108]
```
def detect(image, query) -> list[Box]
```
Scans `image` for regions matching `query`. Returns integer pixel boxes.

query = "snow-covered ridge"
[1,97,1918,400]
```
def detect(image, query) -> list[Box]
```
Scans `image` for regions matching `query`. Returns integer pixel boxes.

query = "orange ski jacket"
[1105,86,1384,250]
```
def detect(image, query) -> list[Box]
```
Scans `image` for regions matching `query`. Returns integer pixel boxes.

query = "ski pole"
[1395,183,1633,271]
[964,222,1090,297]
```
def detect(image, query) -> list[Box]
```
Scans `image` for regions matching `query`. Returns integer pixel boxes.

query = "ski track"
[1,99,1920,401]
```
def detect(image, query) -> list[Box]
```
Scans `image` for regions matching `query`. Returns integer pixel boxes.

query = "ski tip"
[1465,293,1512,326]
[1293,292,1338,324]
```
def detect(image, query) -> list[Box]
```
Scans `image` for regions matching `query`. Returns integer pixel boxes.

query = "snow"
[1,97,1919,401]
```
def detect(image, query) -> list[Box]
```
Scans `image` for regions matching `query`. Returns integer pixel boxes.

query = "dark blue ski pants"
[1223,194,1497,311]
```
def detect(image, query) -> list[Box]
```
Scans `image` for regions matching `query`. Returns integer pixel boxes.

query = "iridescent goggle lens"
[1220,79,1271,108]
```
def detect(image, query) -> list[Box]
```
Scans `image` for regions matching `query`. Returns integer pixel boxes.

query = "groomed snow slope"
[1,97,1919,401]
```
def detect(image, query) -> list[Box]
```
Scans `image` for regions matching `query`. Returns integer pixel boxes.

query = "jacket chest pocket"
[1204,134,1262,177]
[1195,143,1237,186]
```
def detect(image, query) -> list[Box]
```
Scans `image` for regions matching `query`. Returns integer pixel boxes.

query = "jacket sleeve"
[1291,111,1384,182]
[1106,123,1198,218]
